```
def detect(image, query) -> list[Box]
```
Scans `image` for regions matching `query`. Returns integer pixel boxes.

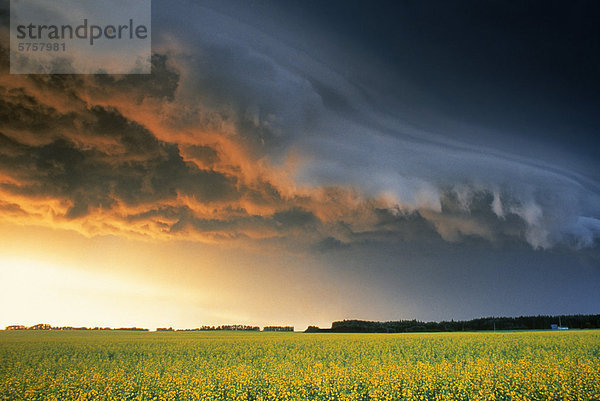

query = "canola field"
[1,330,599,400]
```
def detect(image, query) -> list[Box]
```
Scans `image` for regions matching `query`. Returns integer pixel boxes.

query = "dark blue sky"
[211,0,600,176]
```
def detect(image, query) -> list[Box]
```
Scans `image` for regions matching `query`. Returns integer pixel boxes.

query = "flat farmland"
[1,330,599,400]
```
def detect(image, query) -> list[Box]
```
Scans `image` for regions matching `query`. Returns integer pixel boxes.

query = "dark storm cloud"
[164,0,600,250]
[0,40,332,242]
[166,207,321,242]
[0,1,599,251]
[0,85,75,136]
[0,52,243,229]
[151,3,328,155]
[84,106,162,156]
[273,208,318,229]
[258,0,600,168]
[310,188,539,251]
[0,130,238,218]
[185,145,220,165]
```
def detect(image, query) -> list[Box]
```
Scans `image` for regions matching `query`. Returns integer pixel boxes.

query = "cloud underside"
[0,33,598,251]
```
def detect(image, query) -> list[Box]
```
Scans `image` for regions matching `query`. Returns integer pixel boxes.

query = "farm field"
[1,330,599,400]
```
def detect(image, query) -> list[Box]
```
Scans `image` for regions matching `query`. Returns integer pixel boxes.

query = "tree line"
[5,324,294,332]
[305,314,600,333]
[5,324,148,331]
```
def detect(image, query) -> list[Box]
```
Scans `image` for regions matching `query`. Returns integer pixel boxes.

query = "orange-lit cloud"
[1,29,599,253]
[0,50,368,247]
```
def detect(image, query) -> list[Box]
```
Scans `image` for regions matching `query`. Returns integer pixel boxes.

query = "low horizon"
[5,312,599,333]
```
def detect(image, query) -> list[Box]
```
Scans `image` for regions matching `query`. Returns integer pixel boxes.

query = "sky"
[0,0,599,331]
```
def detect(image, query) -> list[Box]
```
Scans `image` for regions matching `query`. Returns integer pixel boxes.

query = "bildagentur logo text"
[10,0,151,74]
[15,18,148,46]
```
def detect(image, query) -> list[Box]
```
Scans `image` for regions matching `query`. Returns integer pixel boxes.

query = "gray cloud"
[0,1,598,252]
[149,1,600,250]
[0,61,242,226]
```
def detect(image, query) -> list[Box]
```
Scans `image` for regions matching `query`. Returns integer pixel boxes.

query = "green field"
[1,330,599,400]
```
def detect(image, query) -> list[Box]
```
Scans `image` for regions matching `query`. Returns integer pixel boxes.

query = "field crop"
[1,330,599,400]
